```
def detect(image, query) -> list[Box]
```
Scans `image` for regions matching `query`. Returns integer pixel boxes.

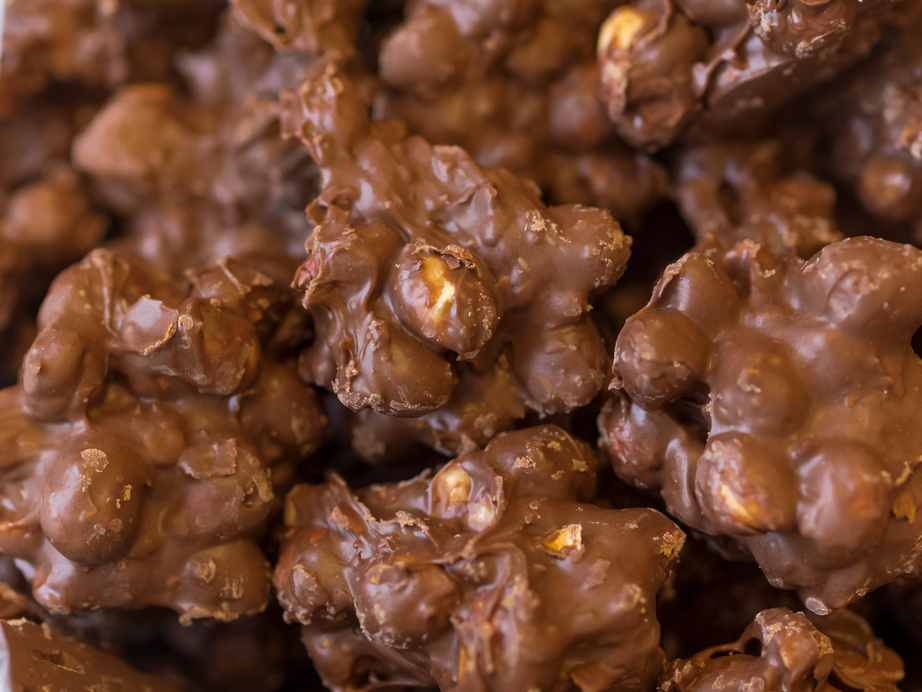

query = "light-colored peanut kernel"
[421,256,456,318]
[716,483,763,529]
[437,467,472,504]
[542,524,582,558]
[469,502,496,529]
[598,8,646,54]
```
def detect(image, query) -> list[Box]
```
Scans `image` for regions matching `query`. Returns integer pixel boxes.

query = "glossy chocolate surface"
[661,608,903,692]
[0,249,325,621]
[276,425,684,691]
[601,236,922,611]
[283,58,630,455]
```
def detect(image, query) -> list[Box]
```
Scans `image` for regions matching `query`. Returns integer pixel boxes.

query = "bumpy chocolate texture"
[282,58,630,456]
[375,0,667,218]
[818,18,922,239]
[0,553,310,692]
[0,618,181,692]
[0,100,108,386]
[599,236,922,612]
[72,14,317,274]
[597,0,912,151]
[0,0,126,115]
[0,248,325,622]
[660,608,903,692]
[672,140,842,258]
[0,169,107,333]
[0,0,222,115]
[275,425,685,692]
[229,0,372,55]
[0,0,222,378]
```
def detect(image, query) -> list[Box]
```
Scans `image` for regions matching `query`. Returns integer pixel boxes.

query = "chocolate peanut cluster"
[0,0,223,381]
[275,425,684,691]
[598,0,913,151]
[0,168,106,336]
[818,16,922,243]
[4,0,922,689]
[600,236,922,612]
[0,0,222,115]
[0,96,107,383]
[1,0,127,114]
[672,139,842,257]
[375,0,667,218]
[0,248,325,621]
[73,16,317,275]
[229,0,373,56]
[283,58,630,455]
[661,608,903,692]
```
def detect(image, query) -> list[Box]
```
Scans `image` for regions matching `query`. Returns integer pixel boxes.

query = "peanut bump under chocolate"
[276,425,685,692]
[600,235,922,612]
[282,57,630,456]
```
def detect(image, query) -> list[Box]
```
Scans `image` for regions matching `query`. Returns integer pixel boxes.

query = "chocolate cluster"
[0,168,105,336]
[0,0,220,380]
[3,0,922,689]
[672,139,842,257]
[72,16,317,275]
[601,236,922,612]
[661,608,903,692]
[276,425,684,691]
[0,248,325,621]
[229,0,372,56]
[598,0,913,150]
[818,15,922,242]
[0,0,221,114]
[284,58,630,456]
[375,0,667,218]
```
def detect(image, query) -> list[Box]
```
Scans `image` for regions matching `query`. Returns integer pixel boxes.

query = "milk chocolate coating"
[282,58,630,454]
[229,0,372,55]
[275,425,685,691]
[341,362,528,461]
[600,236,922,611]
[598,0,912,151]
[375,0,668,218]
[0,617,181,692]
[0,0,127,115]
[0,168,107,333]
[0,248,325,621]
[673,140,842,258]
[0,95,110,387]
[0,0,221,116]
[73,14,318,275]
[0,555,310,692]
[0,0,224,375]
[817,18,922,239]
[660,608,903,692]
